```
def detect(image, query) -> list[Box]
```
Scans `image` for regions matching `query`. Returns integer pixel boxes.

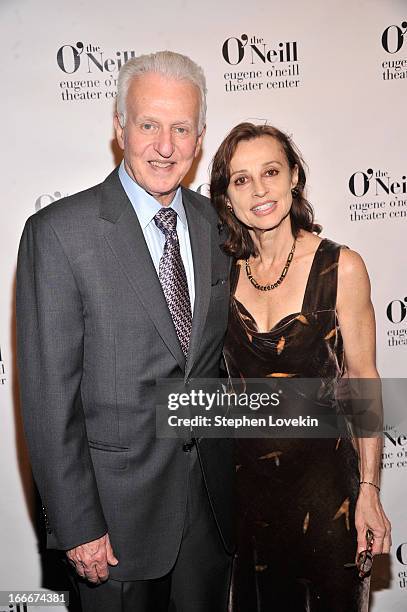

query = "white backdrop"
[1,0,406,610]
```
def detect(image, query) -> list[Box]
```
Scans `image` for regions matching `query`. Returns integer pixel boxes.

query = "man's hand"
[66,533,118,584]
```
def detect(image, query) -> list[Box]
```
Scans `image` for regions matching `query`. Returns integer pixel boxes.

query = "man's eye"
[174,126,188,134]
[141,123,154,131]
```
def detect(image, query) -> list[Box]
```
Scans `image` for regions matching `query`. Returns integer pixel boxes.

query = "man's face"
[114,72,204,206]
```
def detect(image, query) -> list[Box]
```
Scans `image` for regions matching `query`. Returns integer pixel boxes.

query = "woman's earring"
[226,200,234,213]
[291,187,299,198]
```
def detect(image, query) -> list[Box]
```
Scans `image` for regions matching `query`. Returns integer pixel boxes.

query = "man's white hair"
[117,50,207,133]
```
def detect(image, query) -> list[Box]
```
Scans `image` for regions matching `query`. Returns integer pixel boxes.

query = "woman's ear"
[291,164,299,189]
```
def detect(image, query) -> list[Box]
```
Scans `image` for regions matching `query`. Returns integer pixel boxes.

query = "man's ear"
[194,125,206,158]
[114,113,125,151]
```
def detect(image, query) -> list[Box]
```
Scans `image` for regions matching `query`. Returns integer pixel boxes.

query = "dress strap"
[301,238,345,314]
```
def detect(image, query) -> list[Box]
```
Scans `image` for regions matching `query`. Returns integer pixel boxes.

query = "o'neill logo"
[386,297,407,348]
[222,34,298,65]
[397,543,407,565]
[396,542,407,590]
[55,42,135,102]
[382,424,407,469]
[57,42,135,74]
[347,168,407,223]
[382,21,407,54]
[35,191,66,212]
[0,346,5,385]
[380,21,407,81]
[221,33,300,94]
[349,168,407,197]
[387,298,407,324]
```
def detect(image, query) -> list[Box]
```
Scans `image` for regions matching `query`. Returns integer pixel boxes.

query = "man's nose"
[154,128,175,158]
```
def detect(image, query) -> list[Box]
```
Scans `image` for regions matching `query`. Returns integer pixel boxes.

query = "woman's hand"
[355,484,391,558]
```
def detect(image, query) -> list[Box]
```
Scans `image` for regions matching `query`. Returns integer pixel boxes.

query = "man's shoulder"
[29,167,121,230]
[182,186,210,204]
[182,186,217,223]
[32,182,103,228]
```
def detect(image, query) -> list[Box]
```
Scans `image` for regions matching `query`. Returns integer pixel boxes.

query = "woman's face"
[226,135,298,231]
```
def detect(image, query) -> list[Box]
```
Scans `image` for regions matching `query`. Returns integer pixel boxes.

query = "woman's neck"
[249,217,296,266]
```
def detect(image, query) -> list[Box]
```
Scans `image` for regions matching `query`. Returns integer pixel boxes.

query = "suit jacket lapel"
[100,169,186,370]
[183,188,212,380]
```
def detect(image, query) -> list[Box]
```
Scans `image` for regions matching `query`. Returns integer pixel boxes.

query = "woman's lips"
[251,201,277,216]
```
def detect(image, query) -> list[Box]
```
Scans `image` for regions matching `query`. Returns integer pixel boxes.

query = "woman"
[210,123,391,611]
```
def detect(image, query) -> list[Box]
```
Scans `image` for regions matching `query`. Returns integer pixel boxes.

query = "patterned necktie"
[154,207,192,356]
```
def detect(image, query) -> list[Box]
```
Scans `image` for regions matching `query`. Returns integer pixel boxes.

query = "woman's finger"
[356,523,369,557]
[382,514,392,553]
[371,530,385,556]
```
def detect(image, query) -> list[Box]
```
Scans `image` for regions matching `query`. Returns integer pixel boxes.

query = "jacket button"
[182,441,195,452]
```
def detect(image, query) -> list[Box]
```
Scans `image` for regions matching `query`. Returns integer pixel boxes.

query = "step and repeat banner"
[1,0,406,610]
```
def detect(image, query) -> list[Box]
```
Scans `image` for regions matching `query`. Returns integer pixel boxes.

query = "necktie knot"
[154,207,178,237]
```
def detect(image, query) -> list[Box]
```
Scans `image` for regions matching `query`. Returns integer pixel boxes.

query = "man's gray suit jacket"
[16,168,234,581]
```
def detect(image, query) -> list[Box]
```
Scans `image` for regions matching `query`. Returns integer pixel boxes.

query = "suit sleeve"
[16,215,108,550]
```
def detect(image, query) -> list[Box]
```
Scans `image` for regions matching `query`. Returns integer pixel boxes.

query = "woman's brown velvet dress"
[224,239,369,612]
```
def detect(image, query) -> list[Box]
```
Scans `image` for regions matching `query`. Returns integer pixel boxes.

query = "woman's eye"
[265,168,278,177]
[234,176,247,185]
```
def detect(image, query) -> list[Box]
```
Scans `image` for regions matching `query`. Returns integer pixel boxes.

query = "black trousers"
[75,449,232,612]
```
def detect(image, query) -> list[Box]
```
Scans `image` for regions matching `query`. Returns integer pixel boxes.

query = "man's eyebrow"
[137,115,158,122]
[136,116,193,126]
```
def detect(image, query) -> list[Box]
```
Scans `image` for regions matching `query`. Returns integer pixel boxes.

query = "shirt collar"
[118,161,187,230]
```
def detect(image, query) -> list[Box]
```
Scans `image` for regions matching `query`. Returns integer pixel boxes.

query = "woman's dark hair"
[210,122,321,259]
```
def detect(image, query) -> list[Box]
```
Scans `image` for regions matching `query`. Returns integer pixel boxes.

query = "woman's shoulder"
[298,232,369,284]
[338,247,369,282]
[301,231,365,267]
[336,247,371,312]
[315,234,368,280]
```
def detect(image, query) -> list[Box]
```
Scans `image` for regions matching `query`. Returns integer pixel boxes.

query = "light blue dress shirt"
[118,161,195,312]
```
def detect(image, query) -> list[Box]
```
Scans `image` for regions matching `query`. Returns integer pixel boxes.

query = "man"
[16,51,233,612]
